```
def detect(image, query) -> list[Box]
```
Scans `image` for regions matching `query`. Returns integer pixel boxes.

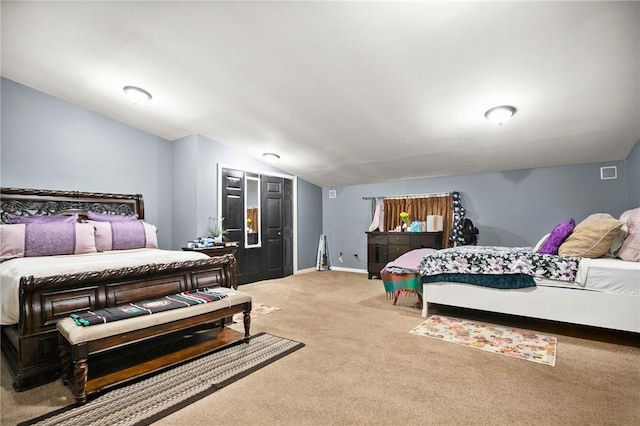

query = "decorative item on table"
[400,211,409,232]
[206,216,227,244]
[426,215,444,232]
[246,217,253,233]
[409,221,422,232]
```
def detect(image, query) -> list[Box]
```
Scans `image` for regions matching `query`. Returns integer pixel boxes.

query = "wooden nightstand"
[181,245,238,257]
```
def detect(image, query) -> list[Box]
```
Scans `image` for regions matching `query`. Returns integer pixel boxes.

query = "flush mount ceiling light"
[262,152,280,163]
[123,86,152,105]
[484,105,517,126]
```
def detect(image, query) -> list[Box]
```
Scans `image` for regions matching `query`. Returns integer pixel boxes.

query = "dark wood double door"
[221,168,293,285]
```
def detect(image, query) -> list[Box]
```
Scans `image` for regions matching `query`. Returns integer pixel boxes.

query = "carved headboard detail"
[0,187,144,224]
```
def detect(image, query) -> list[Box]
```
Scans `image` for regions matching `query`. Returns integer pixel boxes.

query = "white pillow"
[533,234,550,252]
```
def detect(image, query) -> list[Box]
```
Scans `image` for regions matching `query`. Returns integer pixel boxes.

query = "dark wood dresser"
[366,232,443,279]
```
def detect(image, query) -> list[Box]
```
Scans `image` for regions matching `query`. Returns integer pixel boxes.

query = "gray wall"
[324,149,638,271]
[297,178,323,270]
[0,77,324,266]
[627,138,640,207]
[191,134,323,270]
[171,134,199,249]
[1,78,174,248]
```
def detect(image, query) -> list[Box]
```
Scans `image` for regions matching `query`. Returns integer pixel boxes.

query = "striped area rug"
[21,333,304,426]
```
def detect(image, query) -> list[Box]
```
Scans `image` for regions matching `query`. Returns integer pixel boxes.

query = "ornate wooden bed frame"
[0,187,237,390]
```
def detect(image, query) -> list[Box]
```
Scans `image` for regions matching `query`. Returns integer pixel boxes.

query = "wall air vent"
[600,166,617,180]
[328,190,337,199]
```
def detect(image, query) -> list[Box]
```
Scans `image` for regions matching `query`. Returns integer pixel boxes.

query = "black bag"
[462,218,479,245]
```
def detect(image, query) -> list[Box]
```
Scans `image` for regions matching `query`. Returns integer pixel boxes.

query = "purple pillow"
[538,219,576,255]
[7,213,78,224]
[1,222,97,261]
[87,211,139,222]
[88,220,158,251]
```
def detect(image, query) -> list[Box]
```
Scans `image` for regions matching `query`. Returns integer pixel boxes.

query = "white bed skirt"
[422,282,640,333]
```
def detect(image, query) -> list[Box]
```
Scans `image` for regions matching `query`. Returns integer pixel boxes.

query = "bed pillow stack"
[86,211,139,222]
[1,212,158,261]
[88,219,158,251]
[558,214,624,258]
[0,220,97,261]
[617,208,640,261]
[537,218,575,255]
[86,211,158,251]
[7,213,79,224]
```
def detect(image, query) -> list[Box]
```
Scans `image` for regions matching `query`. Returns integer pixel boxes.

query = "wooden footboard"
[2,254,237,391]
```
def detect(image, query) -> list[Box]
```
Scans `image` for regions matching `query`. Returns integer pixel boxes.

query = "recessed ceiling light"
[262,152,280,163]
[485,105,516,126]
[123,86,152,105]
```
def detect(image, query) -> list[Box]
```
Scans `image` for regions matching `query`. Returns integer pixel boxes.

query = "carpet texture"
[20,333,303,426]
[4,271,639,426]
[410,315,557,366]
[232,302,281,323]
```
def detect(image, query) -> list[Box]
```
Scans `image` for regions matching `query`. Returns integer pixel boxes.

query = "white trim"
[295,267,317,274]
[600,166,617,180]
[292,176,298,274]
[329,266,368,274]
[218,162,295,181]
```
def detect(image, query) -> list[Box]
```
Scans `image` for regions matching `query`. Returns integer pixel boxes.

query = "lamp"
[484,105,516,125]
[262,152,280,163]
[123,86,152,105]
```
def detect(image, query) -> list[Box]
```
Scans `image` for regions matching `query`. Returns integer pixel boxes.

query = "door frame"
[217,163,298,274]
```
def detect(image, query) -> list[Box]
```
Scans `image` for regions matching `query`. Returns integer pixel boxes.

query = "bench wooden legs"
[243,310,251,341]
[59,340,70,385]
[59,337,89,403]
[70,358,89,403]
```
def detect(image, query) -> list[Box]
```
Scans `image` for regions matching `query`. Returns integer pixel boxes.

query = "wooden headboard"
[0,187,144,223]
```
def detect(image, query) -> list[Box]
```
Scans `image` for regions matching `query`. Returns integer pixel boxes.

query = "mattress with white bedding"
[535,258,640,296]
[0,248,209,325]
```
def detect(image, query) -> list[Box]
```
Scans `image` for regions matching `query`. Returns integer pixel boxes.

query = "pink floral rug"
[410,315,557,366]
[232,303,281,323]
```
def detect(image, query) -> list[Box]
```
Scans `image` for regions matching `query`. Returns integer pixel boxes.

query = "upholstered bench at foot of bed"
[57,287,252,404]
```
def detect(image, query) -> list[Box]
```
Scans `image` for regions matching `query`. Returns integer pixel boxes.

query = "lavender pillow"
[87,211,139,222]
[0,222,97,261]
[88,220,158,251]
[7,213,78,224]
[537,219,575,255]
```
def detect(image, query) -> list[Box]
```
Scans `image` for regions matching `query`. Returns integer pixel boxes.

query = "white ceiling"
[2,1,639,188]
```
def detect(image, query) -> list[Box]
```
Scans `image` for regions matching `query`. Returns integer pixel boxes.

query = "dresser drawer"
[387,234,410,245]
[388,244,411,258]
[410,233,442,248]
[367,234,388,244]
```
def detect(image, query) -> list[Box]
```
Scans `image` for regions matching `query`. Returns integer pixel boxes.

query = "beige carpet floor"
[2,271,640,425]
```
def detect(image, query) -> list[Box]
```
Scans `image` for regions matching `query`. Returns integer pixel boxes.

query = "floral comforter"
[419,246,581,284]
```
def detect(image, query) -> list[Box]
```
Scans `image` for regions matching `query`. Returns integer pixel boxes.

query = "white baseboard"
[327,266,368,274]
[296,266,368,274]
